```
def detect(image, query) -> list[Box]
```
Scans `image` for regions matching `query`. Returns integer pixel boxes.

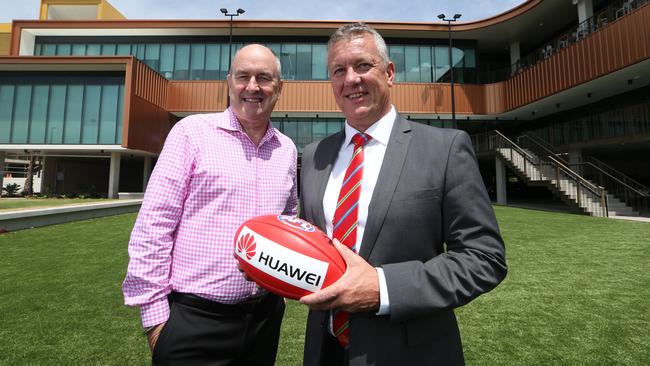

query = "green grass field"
[0,206,648,365]
[0,198,112,211]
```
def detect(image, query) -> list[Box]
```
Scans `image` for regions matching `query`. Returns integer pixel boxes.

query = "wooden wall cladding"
[166,81,227,112]
[123,3,649,124]
[122,59,172,153]
[502,3,650,111]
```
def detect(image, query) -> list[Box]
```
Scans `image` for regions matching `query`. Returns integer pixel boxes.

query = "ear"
[385,61,395,87]
[226,73,233,88]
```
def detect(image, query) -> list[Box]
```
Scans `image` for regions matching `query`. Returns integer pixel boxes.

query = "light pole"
[220,8,245,106]
[437,13,461,125]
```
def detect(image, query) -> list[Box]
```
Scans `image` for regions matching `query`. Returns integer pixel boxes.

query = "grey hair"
[327,22,390,67]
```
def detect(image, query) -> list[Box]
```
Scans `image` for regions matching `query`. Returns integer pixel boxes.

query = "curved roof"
[11,0,607,55]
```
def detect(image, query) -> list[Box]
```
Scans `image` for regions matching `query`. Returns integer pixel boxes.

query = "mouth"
[242,97,263,103]
[345,92,367,100]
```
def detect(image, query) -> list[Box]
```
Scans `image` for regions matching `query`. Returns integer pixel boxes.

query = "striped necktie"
[332,132,371,347]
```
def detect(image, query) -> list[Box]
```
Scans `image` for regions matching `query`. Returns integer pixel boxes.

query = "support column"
[0,151,5,195]
[142,156,152,192]
[509,42,521,65]
[576,0,594,23]
[495,157,507,205]
[108,152,121,199]
[509,41,521,75]
[568,149,583,175]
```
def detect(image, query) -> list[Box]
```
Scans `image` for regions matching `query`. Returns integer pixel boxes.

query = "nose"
[343,67,361,86]
[246,76,260,91]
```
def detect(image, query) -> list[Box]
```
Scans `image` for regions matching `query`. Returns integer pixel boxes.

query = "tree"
[23,155,43,196]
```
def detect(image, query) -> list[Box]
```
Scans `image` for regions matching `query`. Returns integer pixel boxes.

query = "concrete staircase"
[496,147,609,217]
[606,194,640,217]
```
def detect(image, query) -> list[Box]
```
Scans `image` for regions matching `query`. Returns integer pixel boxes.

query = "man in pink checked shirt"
[122,44,297,365]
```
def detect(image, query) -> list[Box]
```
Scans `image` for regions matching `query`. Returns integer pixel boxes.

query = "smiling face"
[328,34,395,132]
[227,45,283,131]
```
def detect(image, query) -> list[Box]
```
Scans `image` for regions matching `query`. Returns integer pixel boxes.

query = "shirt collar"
[343,106,396,148]
[217,107,277,144]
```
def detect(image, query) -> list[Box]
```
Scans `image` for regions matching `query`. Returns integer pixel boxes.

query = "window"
[281,43,297,80]
[29,85,49,143]
[160,44,175,79]
[99,85,119,144]
[205,44,220,80]
[33,39,478,84]
[190,44,206,80]
[174,44,190,80]
[81,85,101,144]
[434,46,449,82]
[101,44,117,56]
[12,85,32,143]
[57,44,71,56]
[145,44,161,71]
[0,85,14,143]
[311,44,327,80]
[404,46,420,82]
[296,44,312,80]
[48,85,66,143]
[63,85,83,144]
[389,45,405,82]
[419,46,433,83]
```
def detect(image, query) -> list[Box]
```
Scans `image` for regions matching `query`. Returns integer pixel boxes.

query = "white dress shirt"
[323,106,396,315]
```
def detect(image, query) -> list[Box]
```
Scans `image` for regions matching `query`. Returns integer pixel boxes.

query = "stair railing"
[518,134,649,216]
[472,130,609,217]
[573,158,650,216]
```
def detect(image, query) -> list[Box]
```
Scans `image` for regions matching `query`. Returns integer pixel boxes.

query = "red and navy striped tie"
[332,132,371,347]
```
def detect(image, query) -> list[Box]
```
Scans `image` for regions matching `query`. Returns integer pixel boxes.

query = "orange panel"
[126,95,172,153]
[166,81,226,112]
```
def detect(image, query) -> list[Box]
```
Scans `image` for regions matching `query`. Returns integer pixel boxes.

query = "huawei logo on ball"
[237,233,257,260]
[277,215,316,232]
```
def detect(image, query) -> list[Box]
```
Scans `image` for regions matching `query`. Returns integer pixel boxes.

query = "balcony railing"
[478,0,649,83]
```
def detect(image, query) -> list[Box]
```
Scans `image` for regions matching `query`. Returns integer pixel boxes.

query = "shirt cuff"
[375,267,390,315]
[140,296,171,328]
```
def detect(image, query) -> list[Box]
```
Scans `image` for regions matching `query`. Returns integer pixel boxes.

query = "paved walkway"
[0,199,142,231]
[609,215,650,223]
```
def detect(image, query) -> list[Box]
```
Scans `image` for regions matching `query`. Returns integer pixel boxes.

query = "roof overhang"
[8,0,607,55]
[0,56,131,71]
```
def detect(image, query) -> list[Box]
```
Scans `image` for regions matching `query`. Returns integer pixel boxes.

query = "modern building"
[1,0,649,216]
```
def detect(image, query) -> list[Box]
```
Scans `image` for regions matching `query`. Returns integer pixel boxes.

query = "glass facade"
[272,117,455,152]
[389,45,474,83]
[0,73,124,145]
[531,99,650,146]
[35,39,477,83]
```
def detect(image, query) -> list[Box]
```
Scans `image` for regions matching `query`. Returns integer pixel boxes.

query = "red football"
[234,215,346,300]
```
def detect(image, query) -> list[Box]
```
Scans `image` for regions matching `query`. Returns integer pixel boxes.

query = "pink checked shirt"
[122,108,298,327]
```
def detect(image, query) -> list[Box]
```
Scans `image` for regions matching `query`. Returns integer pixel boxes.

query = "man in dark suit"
[299,23,507,366]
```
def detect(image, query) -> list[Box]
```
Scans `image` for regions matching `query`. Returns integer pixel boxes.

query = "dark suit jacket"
[299,115,507,366]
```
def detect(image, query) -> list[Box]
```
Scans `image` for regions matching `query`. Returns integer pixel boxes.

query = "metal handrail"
[583,156,650,195]
[519,133,649,215]
[472,130,609,217]
[572,162,648,197]
[518,134,569,164]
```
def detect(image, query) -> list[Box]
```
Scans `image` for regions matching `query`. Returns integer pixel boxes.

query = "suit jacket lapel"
[312,131,345,231]
[359,116,412,259]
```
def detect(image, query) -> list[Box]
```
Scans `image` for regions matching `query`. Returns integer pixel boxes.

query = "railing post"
[524,155,528,178]
[577,180,582,208]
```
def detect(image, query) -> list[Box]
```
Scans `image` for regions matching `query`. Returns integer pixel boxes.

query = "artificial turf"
[0,206,648,365]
